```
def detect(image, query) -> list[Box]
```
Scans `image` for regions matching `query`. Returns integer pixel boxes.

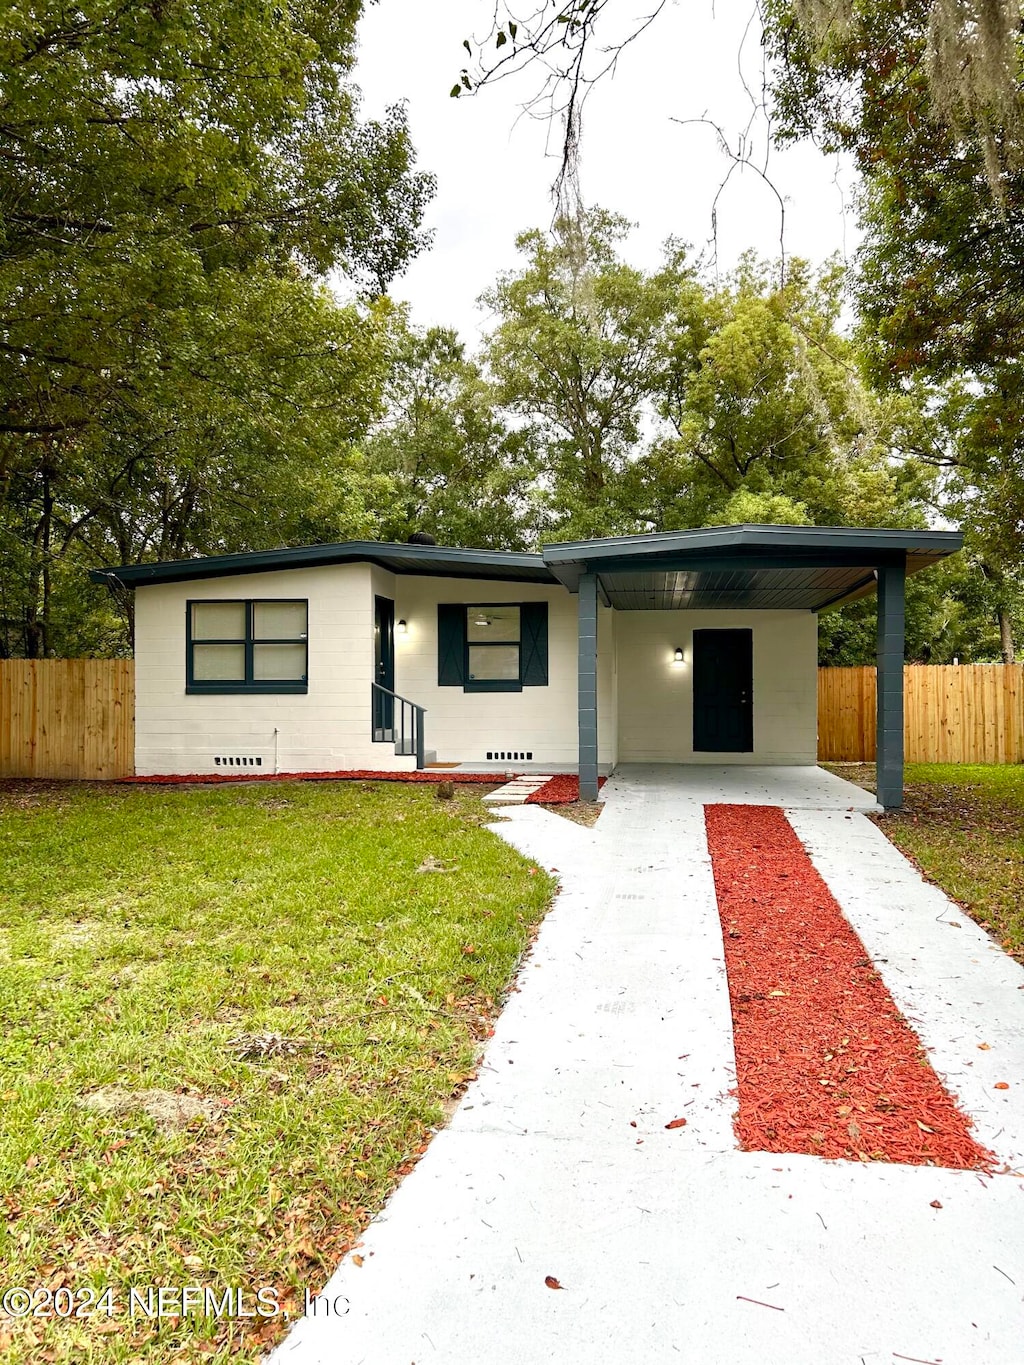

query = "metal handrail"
[371,682,427,769]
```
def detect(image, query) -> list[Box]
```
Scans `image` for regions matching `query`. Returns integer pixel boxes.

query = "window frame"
[186,599,309,695]
[464,603,522,693]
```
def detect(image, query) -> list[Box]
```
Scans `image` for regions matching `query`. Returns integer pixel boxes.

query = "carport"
[540,525,964,809]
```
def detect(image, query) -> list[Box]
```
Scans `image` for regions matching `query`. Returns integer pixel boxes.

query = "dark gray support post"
[415,705,426,770]
[876,557,906,810]
[578,571,599,802]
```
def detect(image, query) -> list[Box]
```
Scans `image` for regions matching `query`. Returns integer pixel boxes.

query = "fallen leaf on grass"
[544,1275,564,1290]
[664,1117,687,1130]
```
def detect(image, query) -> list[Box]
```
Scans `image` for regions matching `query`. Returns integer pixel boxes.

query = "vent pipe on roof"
[407,531,437,545]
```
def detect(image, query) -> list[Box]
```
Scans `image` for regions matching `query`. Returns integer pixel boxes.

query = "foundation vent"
[485,751,533,761]
[214,755,264,768]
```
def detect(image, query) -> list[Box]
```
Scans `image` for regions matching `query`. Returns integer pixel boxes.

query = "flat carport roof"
[541,525,963,611]
[554,525,963,812]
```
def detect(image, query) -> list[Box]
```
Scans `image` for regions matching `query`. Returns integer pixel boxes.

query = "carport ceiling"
[593,565,882,612]
[541,525,964,612]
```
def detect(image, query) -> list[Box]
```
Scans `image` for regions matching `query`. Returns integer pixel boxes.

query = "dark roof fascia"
[540,524,963,592]
[540,524,964,564]
[90,541,556,589]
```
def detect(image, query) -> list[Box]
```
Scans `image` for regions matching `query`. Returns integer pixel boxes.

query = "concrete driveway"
[269,765,1024,1365]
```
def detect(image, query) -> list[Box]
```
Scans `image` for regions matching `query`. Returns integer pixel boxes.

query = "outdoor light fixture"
[396,619,408,635]
[673,647,685,663]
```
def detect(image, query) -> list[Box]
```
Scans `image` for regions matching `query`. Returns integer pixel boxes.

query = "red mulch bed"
[705,803,991,1169]
[125,770,509,786]
[524,775,606,805]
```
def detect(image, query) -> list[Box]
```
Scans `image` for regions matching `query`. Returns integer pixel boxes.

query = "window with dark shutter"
[438,601,549,691]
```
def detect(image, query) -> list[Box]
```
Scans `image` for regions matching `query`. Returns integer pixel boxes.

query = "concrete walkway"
[270,765,1024,1365]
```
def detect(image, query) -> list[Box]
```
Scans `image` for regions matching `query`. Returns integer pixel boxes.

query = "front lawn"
[825,762,1024,963]
[0,780,554,1363]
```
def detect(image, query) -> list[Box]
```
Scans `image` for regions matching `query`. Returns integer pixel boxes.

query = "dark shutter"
[437,604,466,686]
[520,601,549,686]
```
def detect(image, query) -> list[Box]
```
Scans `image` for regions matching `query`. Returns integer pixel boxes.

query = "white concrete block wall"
[133,563,816,774]
[390,577,610,766]
[614,609,818,765]
[133,564,405,776]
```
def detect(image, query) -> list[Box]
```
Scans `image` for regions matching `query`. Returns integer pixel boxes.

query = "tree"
[642,255,928,533]
[481,209,696,539]
[0,0,435,654]
[480,213,929,545]
[362,322,539,549]
[0,280,395,653]
[765,0,1024,658]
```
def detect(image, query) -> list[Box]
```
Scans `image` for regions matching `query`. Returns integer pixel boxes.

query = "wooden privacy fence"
[0,659,1021,779]
[818,664,1024,764]
[0,660,134,779]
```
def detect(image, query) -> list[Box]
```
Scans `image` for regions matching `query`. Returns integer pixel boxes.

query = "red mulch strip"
[705,803,991,1169]
[124,770,510,786]
[524,775,607,805]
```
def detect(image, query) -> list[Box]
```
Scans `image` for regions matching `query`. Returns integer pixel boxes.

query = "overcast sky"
[353,0,858,343]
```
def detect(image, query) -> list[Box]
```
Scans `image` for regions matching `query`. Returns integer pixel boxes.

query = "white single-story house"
[93,524,963,809]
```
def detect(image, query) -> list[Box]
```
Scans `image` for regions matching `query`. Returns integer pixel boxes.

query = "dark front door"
[693,629,753,753]
[374,595,395,738]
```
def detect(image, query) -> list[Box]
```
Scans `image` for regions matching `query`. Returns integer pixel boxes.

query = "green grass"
[0,780,553,1363]
[826,762,1024,961]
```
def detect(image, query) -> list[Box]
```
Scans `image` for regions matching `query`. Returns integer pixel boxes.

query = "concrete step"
[482,776,554,805]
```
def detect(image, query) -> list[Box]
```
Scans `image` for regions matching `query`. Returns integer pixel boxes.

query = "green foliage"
[765,0,1024,658]
[0,0,434,655]
[818,555,1015,664]
[482,215,930,548]
[362,323,539,549]
[481,210,693,539]
[648,254,929,533]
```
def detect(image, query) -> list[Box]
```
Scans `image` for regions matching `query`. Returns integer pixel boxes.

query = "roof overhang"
[540,524,963,611]
[91,524,962,612]
[89,541,556,589]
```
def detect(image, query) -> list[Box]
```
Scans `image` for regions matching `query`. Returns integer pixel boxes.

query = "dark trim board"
[92,524,962,594]
[541,523,963,563]
[93,542,555,588]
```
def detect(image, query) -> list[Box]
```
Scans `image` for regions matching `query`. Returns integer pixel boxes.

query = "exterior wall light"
[396,619,408,635]
[673,647,685,664]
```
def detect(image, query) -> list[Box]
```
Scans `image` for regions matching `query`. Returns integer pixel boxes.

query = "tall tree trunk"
[998,607,1016,664]
[39,468,52,657]
[979,559,1017,664]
